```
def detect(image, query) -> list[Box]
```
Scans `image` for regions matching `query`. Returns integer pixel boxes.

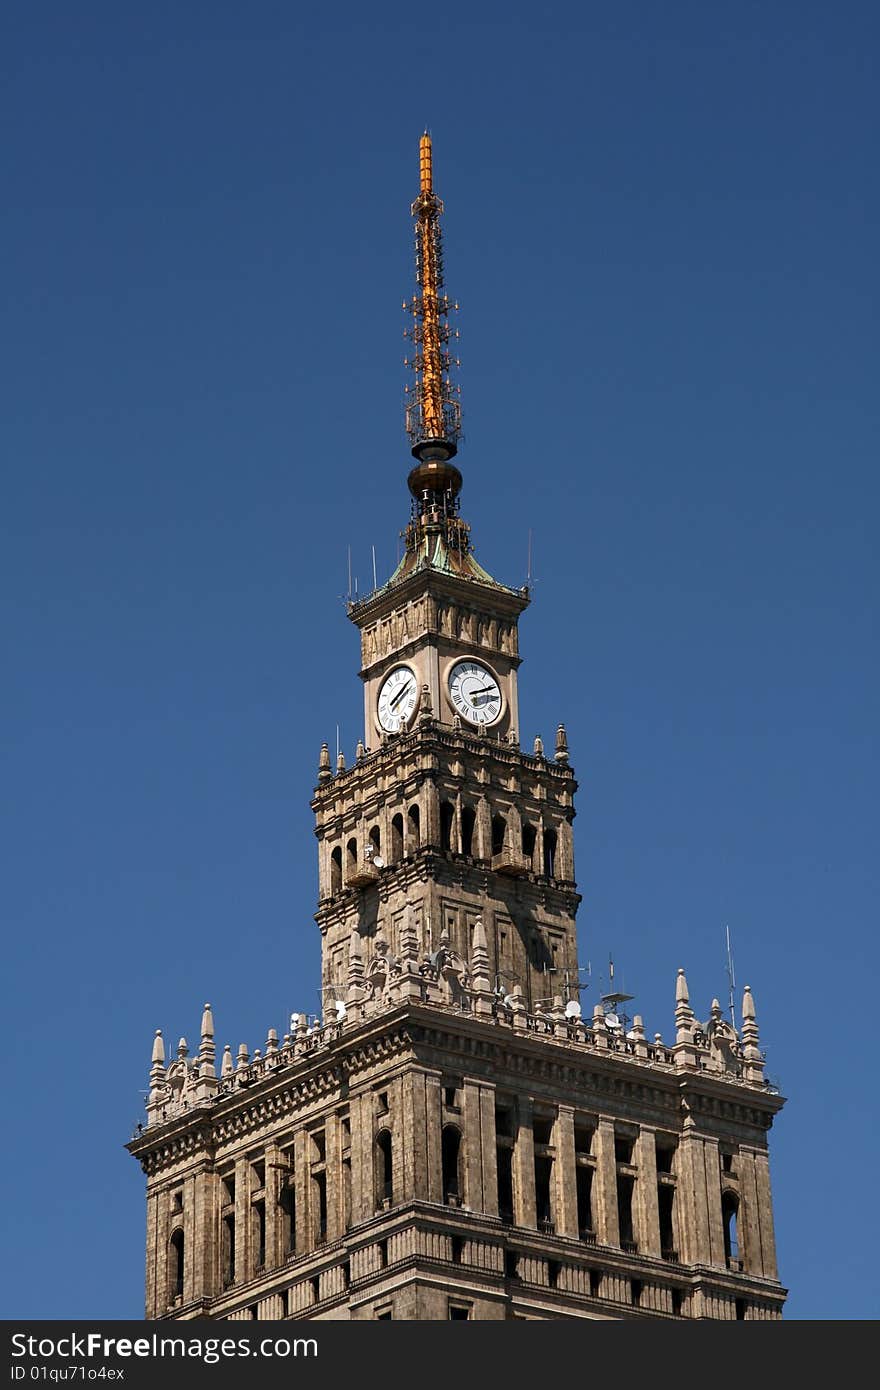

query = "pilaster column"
[264,1143,282,1270]
[753,1148,779,1279]
[191,1166,217,1299]
[143,1189,159,1317]
[737,1148,763,1276]
[390,1077,404,1206]
[293,1131,309,1254]
[348,1094,368,1224]
[476,795,492,861]
[182,1175,196,1300]
[325,1113,343,1243]
[554,1106,579,1238]
[513,1096,536,1228]
[594,1118,620,1247]
[677,1132,721,1266]
[423,778,440,847]
[234,1157,250,1280]
[405,1071,431,1201]
[425,1074,443,1204]
[704,1138,725,1267]
[479,1084,498,1217]
[634,1127,661,1257]
[462,1080,485,1210]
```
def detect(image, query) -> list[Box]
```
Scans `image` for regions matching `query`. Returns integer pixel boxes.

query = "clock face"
[448,660,502,726]
[377,665,418,732]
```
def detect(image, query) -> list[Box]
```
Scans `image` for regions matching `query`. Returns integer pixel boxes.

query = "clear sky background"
[2,1,877,1321]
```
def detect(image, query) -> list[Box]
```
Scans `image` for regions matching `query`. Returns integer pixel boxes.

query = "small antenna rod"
[336,724,340,764]
[726,925,737,1029]
[527,529,532,584]
[347,546,352,601]
[372,544,378,590]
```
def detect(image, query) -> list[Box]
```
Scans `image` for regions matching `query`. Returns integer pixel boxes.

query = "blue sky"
[2,2,877,1320]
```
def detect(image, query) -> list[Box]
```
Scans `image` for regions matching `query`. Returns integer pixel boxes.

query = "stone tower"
[127,135,786,1321]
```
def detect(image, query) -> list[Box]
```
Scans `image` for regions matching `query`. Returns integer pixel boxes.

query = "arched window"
[391,813,404,863]
[440,801,455,852]
[330,846,342,894]
[346,838,358,871]
[369,825,381,857]
[376,1130,394,1206]
[722,1192,740,1266]
[522,823,537,868]
[461,805,476,857]
[543,828,558,877]
[407,804,420,847]
[441,1126,462,1204]
[491,814,507,856]
[169,1229,184,1301]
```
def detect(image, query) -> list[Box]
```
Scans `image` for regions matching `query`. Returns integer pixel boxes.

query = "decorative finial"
[470,917,493,1014]
[151,1029,165,1066]
[419,682,433,723]
[533,734,544,757]
[356,738,366,762]
[337,750,346,773]
[554,723,569,764]
[221,1044,233,1078]
[318,742,332,782]
[399,902,420,960]
[236,1043,249,1070]
[198,1004,216,1079]
[674,968,695,1042]
[740,985,764,1081]
[177,1037,188,1059]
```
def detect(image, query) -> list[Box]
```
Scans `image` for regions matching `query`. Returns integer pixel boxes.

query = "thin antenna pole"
[347,546,352,601]
[527,529,532,584]
[372,545,378,590]
[726,925,737,1029]
[336,724,340,764]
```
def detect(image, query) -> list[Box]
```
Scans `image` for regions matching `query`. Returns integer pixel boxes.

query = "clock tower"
[128,136,787,1322]
[314,134,578,1021]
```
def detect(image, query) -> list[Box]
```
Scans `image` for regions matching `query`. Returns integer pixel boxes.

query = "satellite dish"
[564,1000,582,1019]
[372,854,385,869]
[605,1012,620,1030]
[335,1000,347,1022]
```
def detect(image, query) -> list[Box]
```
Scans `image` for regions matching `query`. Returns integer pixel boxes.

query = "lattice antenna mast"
[404,134,463,520]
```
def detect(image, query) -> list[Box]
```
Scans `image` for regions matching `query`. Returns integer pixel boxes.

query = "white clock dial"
[448,660,503,726]
[377,665,418,732]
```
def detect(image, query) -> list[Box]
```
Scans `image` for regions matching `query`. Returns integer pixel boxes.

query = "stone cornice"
[128,999,780,1178]
[348,565,530,629]
[311,722,576,811]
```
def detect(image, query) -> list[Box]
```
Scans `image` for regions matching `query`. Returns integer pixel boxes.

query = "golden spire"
[404,133,461,473]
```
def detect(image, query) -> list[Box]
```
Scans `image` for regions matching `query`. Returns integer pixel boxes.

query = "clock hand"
[390,682,414,709]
